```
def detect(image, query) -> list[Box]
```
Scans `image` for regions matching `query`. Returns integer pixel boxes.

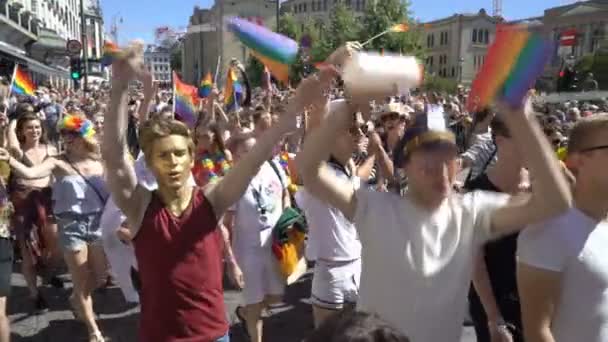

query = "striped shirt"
[461,133,497,181]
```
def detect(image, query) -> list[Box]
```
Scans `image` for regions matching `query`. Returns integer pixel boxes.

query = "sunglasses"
[580,145,608,153]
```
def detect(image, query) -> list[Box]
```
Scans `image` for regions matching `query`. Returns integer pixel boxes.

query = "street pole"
[80,0,88,91]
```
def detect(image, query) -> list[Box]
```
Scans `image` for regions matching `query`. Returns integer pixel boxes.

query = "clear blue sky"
[100,0,565,45]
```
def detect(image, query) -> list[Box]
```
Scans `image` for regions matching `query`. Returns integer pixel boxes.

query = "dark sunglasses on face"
[580,145,608,153]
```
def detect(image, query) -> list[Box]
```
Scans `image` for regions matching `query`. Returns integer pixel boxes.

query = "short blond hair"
[138,119,194,158]
[567,114,608,153]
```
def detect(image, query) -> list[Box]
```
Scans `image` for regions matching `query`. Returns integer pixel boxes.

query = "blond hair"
[138,118,194,158]
[567,114,608,153]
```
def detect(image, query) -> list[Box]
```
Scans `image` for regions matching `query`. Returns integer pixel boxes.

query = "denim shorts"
[0,238,13,297]
[56,212,103,252]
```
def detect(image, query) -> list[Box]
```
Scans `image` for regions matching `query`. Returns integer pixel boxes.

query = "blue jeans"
[216,332,230,342]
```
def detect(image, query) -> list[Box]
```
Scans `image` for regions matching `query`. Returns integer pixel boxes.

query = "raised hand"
[0,148,10,161]
[111,44,146,87]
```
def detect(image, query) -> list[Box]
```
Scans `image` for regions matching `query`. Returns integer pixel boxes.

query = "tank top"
[133,188,228,342]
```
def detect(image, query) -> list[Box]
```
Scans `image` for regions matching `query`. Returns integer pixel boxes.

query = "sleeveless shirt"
[133,188,228,341]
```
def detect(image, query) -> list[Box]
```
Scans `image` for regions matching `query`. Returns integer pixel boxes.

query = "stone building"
[181,0,277,86]
[421,9,501,84]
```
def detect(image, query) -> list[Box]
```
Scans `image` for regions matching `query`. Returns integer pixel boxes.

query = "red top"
[133,188,228,342]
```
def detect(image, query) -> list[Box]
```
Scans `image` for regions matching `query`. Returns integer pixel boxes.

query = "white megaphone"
[342,51,423,100]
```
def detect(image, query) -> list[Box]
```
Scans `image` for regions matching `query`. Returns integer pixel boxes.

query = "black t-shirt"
[465,174,519,299]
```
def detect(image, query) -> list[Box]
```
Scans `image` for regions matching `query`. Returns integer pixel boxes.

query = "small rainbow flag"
[11,65,35,96]
[466,25,556,112]
[227,17,298,84]
[101,41,122,66]
[173,72,198,128]
[390,23,409,33]
[224,68,243,112]
[198,73,213,98]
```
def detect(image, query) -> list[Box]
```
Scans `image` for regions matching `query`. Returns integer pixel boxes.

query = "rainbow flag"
[198,73,213,98]
[173,72,198,128]
[101,41,122,66]
[466,25,555,112]
[227,17,298,84]
[224,68,243,112]
[390,23,409,33]
[11,65,35,96]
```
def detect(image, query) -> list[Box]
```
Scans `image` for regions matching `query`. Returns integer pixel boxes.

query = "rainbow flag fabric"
[101,41,122,66]
[466,25,556,112]
[227,17,298,84]
[390,23,409,32]
[198,73,213,98]
[173,72,198,128]
[11,65,35,96]
[224,68,243,112]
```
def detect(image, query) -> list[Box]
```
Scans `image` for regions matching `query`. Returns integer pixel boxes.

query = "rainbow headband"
[57,115,96,139]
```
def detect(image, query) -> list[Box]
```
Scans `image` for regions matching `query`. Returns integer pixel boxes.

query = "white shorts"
[311,258,361,310]
[238,248,285,305]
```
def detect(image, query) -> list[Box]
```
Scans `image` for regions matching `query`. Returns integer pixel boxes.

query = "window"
[484,30,489,44]
[472,29,478,43]
[451,67,455,77]
[323,0,328,10]
[428,56,434,67]
[427,34,435,48]
[303,3,307,11]
[312,1,316,11]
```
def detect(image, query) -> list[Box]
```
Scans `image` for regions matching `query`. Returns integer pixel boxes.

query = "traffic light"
[70,58,82,80]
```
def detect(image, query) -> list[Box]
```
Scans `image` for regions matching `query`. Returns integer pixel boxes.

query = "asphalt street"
[6,264,476,341]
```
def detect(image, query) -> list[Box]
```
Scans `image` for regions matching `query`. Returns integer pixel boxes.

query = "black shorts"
[0,238,13,297]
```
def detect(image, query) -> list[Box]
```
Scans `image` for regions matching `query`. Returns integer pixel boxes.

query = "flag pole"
[4,64,18,115]
[213,56,221,85]
[361,29,391,47]
[172,72,176,119]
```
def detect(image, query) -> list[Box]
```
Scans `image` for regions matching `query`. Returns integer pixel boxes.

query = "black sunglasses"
[580,145,608,153]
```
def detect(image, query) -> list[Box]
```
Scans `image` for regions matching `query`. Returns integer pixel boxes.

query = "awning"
[0,41,69,77]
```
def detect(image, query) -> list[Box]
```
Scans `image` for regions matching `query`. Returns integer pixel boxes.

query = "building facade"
[280,0,367,27]
[182,0,277,85]
[145,45,172,86]
[421,8,501,85]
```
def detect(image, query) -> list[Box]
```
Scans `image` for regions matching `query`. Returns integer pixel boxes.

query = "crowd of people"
[0,42,606,342]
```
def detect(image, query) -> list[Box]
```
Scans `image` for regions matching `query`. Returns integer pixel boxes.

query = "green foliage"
[246,56,265,87]
[422,74,458,93]
[576,53,608,89]
[359,0,425,59]
[170,48,182,73]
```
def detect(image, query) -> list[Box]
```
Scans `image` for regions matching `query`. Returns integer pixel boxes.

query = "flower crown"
[57,114,96,139]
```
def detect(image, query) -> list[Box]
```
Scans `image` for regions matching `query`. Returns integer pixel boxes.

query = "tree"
[359,0,425,59]
[326,3,361,53]
[170,47,182,73]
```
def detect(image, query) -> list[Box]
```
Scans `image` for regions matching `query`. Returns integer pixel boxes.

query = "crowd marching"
[0,40,606,342]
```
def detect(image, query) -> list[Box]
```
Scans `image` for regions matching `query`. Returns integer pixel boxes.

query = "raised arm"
[490,101,572,235]
[138,73,156,123]
[205,74,321,217]
[6,119,23,159]
[101,50,147,222]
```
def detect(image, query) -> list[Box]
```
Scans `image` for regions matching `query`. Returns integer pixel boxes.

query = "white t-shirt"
[518,208,608,342]
[295,163,361,262]
[354,188,508,342]
[232,160,287,256]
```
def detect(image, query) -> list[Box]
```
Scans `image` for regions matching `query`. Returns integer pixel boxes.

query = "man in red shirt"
[102,48,326,341]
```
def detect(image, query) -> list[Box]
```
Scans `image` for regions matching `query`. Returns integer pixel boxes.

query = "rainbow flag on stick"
[390,23,409,33]
[101,40,122,66]
[173,72,198,128]
[466,25,555,112]
[224,68,243,112]
[10,65,35,96]
[198,73,213,98]
[227,17,298,84]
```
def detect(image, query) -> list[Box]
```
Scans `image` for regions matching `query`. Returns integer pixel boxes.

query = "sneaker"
[49,276,65,289]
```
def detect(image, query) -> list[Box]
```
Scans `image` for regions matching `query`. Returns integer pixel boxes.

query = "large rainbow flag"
[173,72,198,128]
[11,65,35,96]
[227,17,298,84]
[224,68,243,112]
[466,25,556,112]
